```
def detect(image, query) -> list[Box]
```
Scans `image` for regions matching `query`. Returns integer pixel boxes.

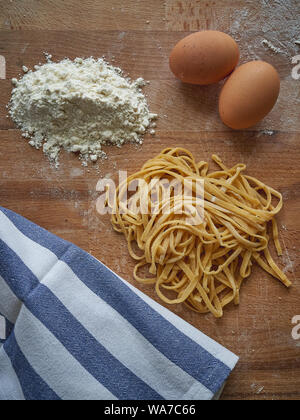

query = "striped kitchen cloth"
[0,206,238,400]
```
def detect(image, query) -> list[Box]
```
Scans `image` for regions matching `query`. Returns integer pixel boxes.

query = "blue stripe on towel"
[0,239,39,300]
[4,333,60,401]
[6,319,14,338]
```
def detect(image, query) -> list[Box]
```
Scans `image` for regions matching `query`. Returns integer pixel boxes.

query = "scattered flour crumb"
[44,52,53,62]
[262,39,284,55]
[262,130,275,136]
[251,384,265,395]
[283,259,295,274]
[258,130,276,137]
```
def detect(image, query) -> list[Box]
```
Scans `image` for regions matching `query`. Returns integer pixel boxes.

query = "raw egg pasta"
[111,148,291,318]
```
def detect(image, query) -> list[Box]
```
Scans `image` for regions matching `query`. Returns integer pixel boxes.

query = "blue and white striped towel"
[0,206,238,400]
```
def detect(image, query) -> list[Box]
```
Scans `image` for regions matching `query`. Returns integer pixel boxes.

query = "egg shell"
[169,31,240,85]
[219,61,280,130]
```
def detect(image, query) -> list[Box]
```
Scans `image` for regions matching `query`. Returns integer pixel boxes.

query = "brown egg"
[169,31,240,85]
[219,61,280,130]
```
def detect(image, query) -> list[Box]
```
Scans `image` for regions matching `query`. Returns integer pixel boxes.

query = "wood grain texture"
[0,0,299,400]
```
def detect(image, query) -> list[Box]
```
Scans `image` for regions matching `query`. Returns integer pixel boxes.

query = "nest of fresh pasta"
[110,148,291,318]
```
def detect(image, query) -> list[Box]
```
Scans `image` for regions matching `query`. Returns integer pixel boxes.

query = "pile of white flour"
[9,56,157,167]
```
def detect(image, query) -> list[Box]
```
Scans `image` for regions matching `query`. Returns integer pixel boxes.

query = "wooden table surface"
[0,0,299,400]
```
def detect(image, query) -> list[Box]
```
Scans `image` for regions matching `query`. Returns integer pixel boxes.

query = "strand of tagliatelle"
[110,147,291,318]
